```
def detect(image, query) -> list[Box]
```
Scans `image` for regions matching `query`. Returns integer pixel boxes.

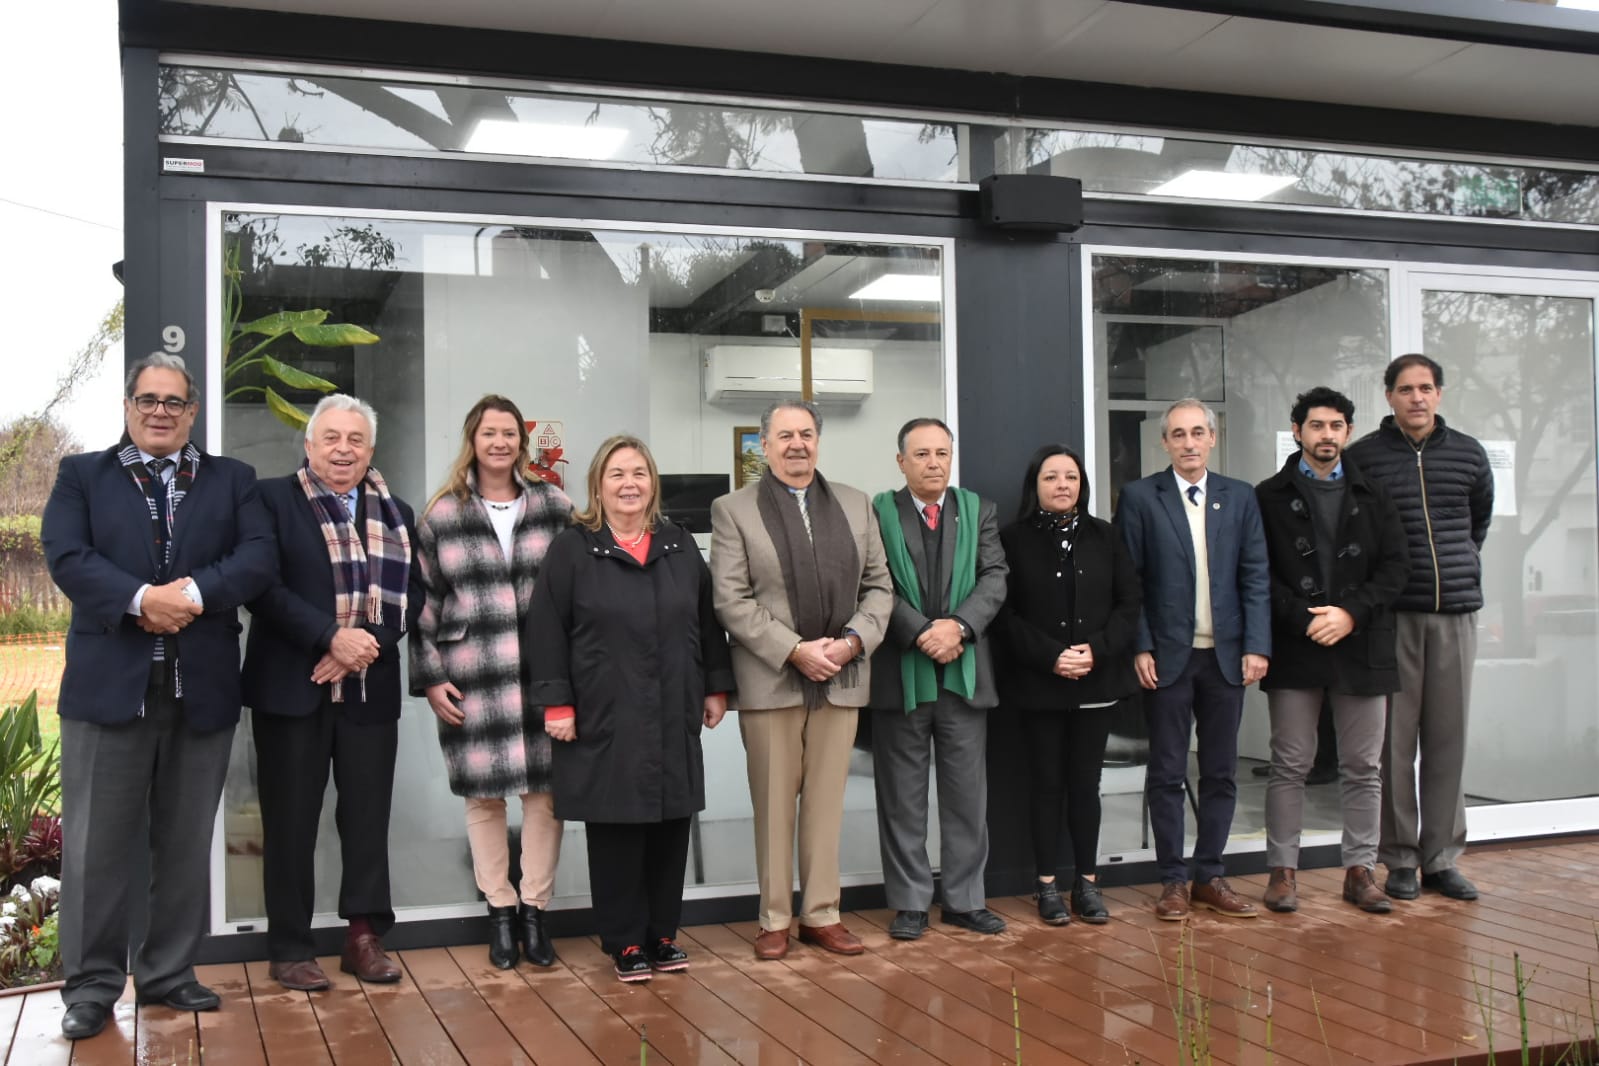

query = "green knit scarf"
[872,487,979,712]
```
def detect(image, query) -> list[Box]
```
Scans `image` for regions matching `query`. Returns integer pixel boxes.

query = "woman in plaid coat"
[411,395,572,970]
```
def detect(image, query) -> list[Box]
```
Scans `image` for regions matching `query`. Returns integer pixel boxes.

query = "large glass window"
[216,209,949,925]
[1001,129,1599,226]
[162,65,962,183]
[161,61,1599,224]
[1090,253,1391,859]
[1411,276,1599,808]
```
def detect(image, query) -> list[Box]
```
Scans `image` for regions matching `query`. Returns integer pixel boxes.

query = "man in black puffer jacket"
[1346,354,1493,904]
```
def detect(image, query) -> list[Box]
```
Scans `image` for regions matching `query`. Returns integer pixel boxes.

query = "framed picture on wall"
[734,426,765,488]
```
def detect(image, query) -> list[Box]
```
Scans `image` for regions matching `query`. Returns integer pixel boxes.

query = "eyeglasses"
[131,395,193,416]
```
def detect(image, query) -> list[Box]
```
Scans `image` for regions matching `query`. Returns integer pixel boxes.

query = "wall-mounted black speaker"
[978,174,1084,232]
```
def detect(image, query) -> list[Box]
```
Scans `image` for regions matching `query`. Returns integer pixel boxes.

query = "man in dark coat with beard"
[1255,386,1409,916]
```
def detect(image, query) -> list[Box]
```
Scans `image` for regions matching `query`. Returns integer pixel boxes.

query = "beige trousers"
[739,703,858,931]
[464,792,563,908]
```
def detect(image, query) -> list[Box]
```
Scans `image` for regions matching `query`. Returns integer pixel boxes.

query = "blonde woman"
[411,395,571,968]
[526,436,733,982]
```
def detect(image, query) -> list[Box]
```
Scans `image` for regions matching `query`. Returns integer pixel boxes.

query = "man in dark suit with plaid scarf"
[42,353,276,1040]
[242,394,419,992]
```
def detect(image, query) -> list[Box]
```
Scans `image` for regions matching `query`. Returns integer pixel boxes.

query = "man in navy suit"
[242,394,418,992]
[42,353,275,1040]
[1116,398,1270,921]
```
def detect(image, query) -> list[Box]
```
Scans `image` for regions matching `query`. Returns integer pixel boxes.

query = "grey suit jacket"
[868,488,1008,712]
[710,478,892,710]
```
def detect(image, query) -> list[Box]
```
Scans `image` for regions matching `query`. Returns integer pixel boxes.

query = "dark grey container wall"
[952,233,1085,895]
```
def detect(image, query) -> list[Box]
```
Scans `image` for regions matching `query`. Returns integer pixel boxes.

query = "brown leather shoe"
[1263,867,1298,913]
[754,928,790,960]
[341,932,402,983]
[1155,881,1190,921]
[797,922,864,956]
[1191,876,1258,918]
[269,959,331,991]
[1343,866,1393,914]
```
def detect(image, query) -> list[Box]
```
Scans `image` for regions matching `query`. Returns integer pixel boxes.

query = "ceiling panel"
[588,0,941,62]
[1398,43,1599,125]
[184,0,1599,128]
[887,0,1108,71]
[1024,5,1228,83]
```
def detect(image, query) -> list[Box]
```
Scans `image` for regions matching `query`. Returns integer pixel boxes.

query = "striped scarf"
[296,462,411,702]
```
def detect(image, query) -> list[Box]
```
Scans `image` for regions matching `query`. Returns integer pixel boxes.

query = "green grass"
[0,638,63,744]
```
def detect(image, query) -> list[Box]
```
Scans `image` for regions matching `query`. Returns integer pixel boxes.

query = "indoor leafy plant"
[221,239,380,431]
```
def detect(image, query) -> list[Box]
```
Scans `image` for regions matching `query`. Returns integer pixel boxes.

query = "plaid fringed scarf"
[120,438,202,700]
[296,462,411,702]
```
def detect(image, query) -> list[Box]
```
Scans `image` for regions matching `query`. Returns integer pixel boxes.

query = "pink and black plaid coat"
[410,476,572,798]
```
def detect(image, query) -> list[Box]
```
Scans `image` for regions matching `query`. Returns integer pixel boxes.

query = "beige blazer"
[710,479,892,710]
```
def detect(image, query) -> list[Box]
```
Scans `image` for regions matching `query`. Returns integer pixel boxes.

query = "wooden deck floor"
[5,840,1597,1065]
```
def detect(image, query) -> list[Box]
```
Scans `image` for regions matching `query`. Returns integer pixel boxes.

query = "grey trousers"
[871,693,991,913]
[58,675,234,1006]
[1379,611,1477,874]
[1265,689,1386,869]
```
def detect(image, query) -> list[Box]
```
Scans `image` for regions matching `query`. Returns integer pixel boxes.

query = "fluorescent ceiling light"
[849,273,941,301]
[1150,169,1297,201]
[464,119,628,160]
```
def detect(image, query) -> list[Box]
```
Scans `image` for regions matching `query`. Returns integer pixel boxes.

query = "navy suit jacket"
[1115,468,1270,687]
[241,474,419,725]
[41,444,276,731]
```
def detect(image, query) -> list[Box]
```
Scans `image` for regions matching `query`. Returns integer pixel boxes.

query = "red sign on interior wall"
[525,420,566,489]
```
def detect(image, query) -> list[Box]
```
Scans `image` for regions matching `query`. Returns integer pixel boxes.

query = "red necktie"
[923,503,941,530]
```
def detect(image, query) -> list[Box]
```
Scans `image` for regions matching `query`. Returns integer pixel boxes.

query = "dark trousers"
[251,704,398,962]
[59,669,234,1006]
[1144,649,1244,884]
[584,817,692,955]
[1022,702,1117,879]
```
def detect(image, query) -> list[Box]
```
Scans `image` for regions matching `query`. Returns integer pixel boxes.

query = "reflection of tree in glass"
[1429,291,1597,658]
[161,66,881,177]
[298,224,398,271]
[159,68,269,137]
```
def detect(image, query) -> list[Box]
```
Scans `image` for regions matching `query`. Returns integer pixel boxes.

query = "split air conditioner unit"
[703,345,874,403]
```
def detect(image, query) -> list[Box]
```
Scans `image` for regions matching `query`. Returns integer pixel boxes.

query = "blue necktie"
[1187,484,1201,507]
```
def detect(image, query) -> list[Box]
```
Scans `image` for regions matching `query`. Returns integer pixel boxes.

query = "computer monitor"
[658,473,731,533]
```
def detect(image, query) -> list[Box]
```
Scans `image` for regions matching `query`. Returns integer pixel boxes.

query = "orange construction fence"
[0,632,65,712]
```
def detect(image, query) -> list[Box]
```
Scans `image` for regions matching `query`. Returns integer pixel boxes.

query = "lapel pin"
[1212,501,1221,510]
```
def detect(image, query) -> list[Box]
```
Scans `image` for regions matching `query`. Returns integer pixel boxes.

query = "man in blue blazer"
[41,353,275,1040]
[1116,398,1270,921]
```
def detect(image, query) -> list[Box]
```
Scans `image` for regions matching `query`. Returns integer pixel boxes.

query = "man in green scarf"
[868,418,1009,940]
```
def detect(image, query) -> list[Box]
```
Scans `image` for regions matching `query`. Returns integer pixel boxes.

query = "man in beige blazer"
[711,400,892,960]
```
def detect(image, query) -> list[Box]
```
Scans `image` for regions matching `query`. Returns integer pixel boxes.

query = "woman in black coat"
[999,444,1141,926]
[525,435,734,982]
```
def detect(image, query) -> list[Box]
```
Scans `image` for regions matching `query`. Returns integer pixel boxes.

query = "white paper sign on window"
[1276,431,1297,469]
[1480,439,1516,517]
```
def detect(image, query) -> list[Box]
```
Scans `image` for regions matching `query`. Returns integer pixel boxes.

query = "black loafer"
[137,981,221,1011]
[1384,866,1420,900]
[62,1001,112,1040]
[889,910,929,940]
[942,907,1006,935]
[1422,867,1479,901]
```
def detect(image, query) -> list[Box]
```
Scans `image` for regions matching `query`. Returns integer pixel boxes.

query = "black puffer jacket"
[1345,415,1493,614]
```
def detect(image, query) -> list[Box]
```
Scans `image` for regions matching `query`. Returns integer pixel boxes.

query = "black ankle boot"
[1072,877,1110,924]
[520,902,555,967]
[1034,879,1070,926]
[487,904,519,969]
